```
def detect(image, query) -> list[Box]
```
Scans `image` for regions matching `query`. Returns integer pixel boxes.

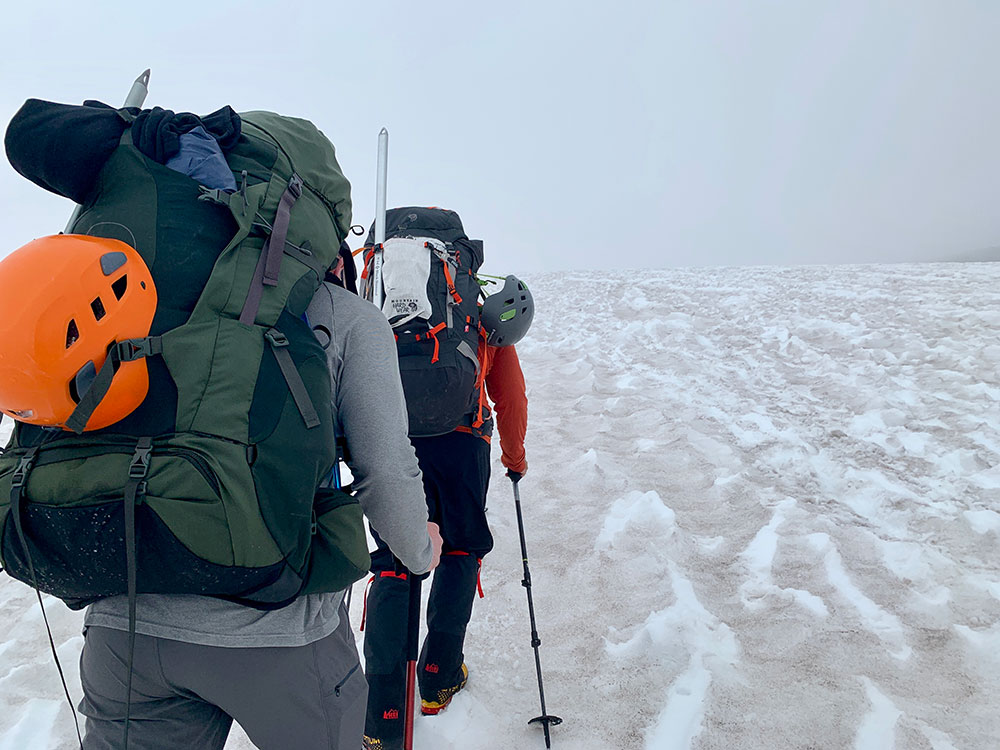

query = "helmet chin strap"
[64,336,162,433]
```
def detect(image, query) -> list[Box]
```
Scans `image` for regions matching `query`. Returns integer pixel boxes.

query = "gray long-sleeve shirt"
[84,283,432,647]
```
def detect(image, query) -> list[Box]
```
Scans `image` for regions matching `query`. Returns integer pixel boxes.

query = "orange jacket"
[457,344,528,474]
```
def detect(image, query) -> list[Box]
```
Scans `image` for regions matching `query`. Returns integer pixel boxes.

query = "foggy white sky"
[1,1,998,275]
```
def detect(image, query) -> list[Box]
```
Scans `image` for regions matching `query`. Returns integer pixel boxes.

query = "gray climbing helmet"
[481,275,534,347]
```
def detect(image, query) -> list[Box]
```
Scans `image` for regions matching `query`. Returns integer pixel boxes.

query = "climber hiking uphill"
[0,92,439,749]
[359,207,533,750]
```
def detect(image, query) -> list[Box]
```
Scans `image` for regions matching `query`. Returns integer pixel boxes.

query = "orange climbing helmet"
[0,234,157,431]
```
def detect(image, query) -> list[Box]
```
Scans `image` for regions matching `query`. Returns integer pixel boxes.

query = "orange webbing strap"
[440,257,462,304]
[426,323,447,363]
[472,327,489,429]
[360,247,376,280]
[443,551,485,598]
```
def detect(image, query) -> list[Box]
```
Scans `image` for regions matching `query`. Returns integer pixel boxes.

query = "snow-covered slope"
[2,263,999,749]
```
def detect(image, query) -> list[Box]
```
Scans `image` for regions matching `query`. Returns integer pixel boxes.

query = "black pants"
[363,431,491,744]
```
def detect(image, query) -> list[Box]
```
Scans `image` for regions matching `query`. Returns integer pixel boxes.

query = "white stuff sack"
[380,237,433,327]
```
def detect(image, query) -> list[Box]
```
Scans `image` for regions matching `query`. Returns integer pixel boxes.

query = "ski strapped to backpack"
[0,101,370,615]
[360,207,490,437]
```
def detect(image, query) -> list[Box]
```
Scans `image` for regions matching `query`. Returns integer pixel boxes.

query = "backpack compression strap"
[64,336,163,434]
[122,437,153,749]
[239,174,303,326]
[265,328,321,429]
[9,447,86,748]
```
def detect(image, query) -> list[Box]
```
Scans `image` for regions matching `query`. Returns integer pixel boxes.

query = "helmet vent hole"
[140,281,147,290]
[503,297,515,305]
[112,275,128,300]
[91,297,107,321]
[66,320,80,349]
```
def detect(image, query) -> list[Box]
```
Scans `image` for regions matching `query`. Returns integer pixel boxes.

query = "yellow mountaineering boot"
[419,663,469,715]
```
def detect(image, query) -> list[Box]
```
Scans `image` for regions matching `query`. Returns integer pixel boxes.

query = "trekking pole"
[64,69,150,233]
[371,127,389,310]
[404,570,423,750]
[510,475,562,748]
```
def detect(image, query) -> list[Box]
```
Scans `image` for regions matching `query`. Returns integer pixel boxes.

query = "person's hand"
[506,468,525,483]
[427,521,443,570]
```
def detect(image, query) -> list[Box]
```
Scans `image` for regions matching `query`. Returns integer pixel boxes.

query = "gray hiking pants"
[78,605,367,749]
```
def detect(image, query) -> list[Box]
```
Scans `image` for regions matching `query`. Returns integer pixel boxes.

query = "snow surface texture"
[1,263,998,749]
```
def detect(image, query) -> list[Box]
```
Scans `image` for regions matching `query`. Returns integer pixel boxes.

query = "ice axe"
[64,69,150,233]
[370,127,388,310]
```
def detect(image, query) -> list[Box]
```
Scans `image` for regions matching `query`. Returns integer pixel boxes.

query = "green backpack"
[0,108,370,610]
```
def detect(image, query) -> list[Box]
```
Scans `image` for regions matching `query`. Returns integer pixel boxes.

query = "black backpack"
[361,207,489,436]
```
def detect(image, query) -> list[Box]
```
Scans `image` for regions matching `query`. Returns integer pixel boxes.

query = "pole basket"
[529,714,563,748]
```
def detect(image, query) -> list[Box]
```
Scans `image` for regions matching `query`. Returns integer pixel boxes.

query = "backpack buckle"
[11,452,38,489]
[265,329,289,348]
[129,446,152,479]
[197,186,230,207]
[310,508,318,536]
[117,338,158,362]
[287,174,303,199]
